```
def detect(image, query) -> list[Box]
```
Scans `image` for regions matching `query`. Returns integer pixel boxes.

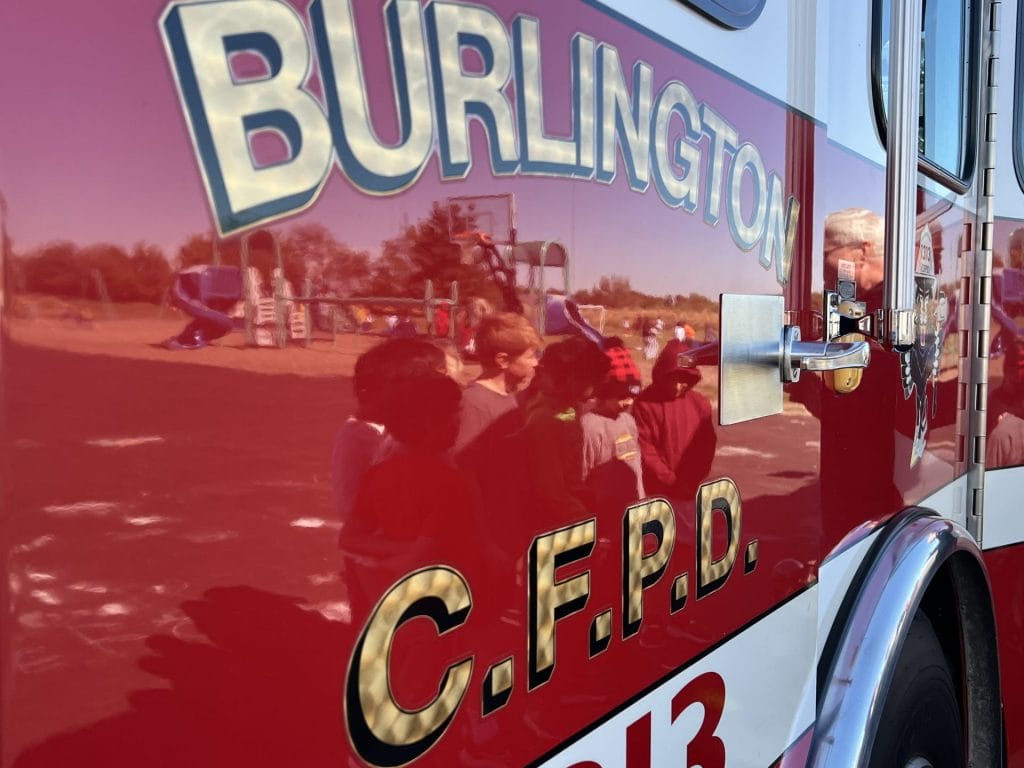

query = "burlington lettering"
[161,0,799,284]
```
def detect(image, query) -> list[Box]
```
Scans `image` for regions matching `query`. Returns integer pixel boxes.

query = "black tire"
[868,613,964,768]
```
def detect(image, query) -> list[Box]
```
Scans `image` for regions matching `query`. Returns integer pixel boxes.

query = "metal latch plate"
[719,294,784,425]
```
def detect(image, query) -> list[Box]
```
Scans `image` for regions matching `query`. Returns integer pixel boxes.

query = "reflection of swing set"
[447,193,605,336]
[240,231,461,347]
[295,280,460,344]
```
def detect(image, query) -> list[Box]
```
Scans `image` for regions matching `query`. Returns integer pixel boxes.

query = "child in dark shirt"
[347,372,474,553]
[520,337,611,527]
[330,339,445,527]
[633,339,716,502]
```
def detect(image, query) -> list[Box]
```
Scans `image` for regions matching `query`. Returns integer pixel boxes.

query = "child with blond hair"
[454,312,541,461]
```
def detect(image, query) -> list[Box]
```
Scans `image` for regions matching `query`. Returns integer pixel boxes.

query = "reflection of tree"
[369,202,502,305]
[10,203,509,307]
[284,223,370,295]
[175,226,371,295]
[15,240,172,303]
[574,274,716,312]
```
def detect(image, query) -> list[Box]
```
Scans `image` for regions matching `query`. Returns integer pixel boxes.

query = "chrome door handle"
[782,326,870,382]
[719,295,874,425]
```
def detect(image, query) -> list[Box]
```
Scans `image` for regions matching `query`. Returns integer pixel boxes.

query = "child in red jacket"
[632,339,717,502]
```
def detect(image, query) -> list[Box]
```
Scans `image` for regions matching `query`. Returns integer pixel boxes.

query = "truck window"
[676,0,765,29]
[1014,1,1024,191]
[872,0,977,189]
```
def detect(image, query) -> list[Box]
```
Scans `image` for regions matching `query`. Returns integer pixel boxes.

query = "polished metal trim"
[882,0,923,348]
[809,513,984,767]
[782,325,871,382]
[825,292,871,341]
[963,0,1000,543]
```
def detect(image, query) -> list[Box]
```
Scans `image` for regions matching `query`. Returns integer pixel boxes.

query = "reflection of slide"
[163,265,244,350]
[547,294,606,348]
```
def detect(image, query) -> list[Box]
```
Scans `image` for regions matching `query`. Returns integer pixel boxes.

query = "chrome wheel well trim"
[809,509,999,767]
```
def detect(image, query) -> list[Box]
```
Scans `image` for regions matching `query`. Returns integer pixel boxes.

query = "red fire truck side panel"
[0,0,1005,766]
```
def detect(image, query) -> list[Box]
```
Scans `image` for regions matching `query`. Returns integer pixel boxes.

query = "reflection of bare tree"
[371,202,503,306]
[283,223,370,296]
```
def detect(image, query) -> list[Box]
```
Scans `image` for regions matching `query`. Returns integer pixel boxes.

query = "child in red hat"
[581,339,645,509]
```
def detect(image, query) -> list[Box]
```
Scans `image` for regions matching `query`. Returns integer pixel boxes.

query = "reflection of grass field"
[603,306,719,340]
[8,295,720,395]
[4,335,355,758]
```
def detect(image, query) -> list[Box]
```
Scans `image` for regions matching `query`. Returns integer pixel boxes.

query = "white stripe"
[536,589,816,767]
[982,466,1024,549]
[816,533,875,663]
[916,474,970,531]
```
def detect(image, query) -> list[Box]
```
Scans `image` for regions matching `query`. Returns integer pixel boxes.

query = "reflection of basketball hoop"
[451,230,493,265]
[447,193,516,247]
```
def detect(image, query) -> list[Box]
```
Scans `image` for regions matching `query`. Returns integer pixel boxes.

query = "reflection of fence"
[290,280,459,346]
[235,229,459,348]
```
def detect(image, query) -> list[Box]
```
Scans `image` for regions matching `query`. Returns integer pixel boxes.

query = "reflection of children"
[521,338,611,524]
[431,338,464,382]
[434,302,451,337]
[643,318,661,360]
[459,297,494,357]
[674,320,695,345]
[341,372,480,622]
[352,305,373,333]
[633,340,716,500]
[348,373,473,545]
[455,306,474,356]
[455,313,540,525]
[581,343,645,511]
[330,339,445,527]
[394,312,417,338]
[454,313,540,459]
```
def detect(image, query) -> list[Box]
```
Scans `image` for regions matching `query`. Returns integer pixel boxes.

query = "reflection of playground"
[163,196,609,351]
[167,231,463,350]
[447,193,606,336]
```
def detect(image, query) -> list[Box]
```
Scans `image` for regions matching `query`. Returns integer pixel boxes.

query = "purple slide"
[163,265,245,349]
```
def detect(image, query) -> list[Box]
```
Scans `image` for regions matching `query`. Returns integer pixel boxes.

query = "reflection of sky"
[1,0,883,298]
[0,0,210,256]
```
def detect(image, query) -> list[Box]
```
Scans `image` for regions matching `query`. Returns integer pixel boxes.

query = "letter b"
[162,0,332,234]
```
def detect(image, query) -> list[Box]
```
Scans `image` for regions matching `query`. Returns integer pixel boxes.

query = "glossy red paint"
[0,0,986,766]
[771,725,814,768]
[988,218,1024,468]
[985,545,1024,765]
